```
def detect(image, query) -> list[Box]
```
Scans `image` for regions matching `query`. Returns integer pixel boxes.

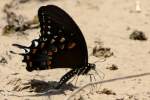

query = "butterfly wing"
[12,5,89,72]
[37,5,88,68]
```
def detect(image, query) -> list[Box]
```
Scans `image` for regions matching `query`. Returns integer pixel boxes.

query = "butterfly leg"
[88,74,98,93]
[93,69,105,92]
[68,74,79,86]
[55,68,78,89]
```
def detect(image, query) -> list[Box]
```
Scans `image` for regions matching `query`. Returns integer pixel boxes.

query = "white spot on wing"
[43,37,47,41]
[33,41,39,47]
[48,26,51,29]
[47,31,51,35]
[24,48,30,53]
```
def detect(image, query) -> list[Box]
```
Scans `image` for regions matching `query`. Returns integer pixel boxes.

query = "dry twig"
[64,72,150,100]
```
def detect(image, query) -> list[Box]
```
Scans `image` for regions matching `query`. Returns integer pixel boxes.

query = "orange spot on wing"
[68,42,76,49]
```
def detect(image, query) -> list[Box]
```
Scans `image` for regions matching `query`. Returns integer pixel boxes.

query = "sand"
[0,0,150,100]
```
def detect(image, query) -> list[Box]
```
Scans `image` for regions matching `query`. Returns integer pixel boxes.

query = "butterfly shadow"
[25,79,77,96]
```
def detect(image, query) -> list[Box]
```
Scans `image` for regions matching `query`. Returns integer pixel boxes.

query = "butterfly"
[11,5,96,89]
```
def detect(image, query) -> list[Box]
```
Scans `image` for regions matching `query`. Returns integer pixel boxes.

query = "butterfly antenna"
[92,69,105,92]
[12,44,30,53]
[12,44,29,49]
[74,75,79,86]
[91,58,105,80]
[89,73,103,93]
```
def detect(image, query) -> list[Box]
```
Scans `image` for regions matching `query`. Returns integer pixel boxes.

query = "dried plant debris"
[98,88,116,95]
[7,78,29,91]
[2,2,39,35]
[0,56,8,64]
[3,0,18,12]
[3,13,39,35]
[3,14,39,35]
[7,78,37,92]
[8,79,57,92]
[92,41,113,58]
[106,64,118,71]
[129,30,147,41]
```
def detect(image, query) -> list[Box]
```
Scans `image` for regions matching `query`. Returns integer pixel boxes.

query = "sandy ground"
[0,0,150,100]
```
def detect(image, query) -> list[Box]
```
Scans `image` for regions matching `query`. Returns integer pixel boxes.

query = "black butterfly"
[11,5,96,89]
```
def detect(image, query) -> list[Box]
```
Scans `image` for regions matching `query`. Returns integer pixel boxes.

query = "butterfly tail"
[12,44,29,49]
[10,44,29,55]
[9,50,25,55]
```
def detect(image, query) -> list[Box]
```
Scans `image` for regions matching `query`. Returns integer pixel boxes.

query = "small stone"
[99,88,116,95]
[129,30,147,41]
[106,64,118,70]
[92,45,113,58]
[0,56,7,64]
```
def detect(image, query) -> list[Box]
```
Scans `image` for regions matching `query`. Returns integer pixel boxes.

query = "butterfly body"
[12,5,95,88]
